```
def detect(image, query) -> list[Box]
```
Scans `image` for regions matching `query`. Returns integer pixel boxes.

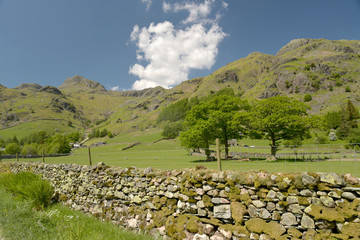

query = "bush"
[304,94,312,102]
[328,131,337,141]
[162,121,183,139]
[0,172,54,210]
[345,85,351,92]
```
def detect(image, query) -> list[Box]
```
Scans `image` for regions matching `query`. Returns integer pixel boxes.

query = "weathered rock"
[320,196,335,208]
[213,205,231,219]
[300,189,313,197]
[266,190,277,199]
[259,209,271,220]
[193,234,210,240]
[253,200,266,208]
[280,213,297,226]
[211,198,230,204]
[301,214,315,229]
[320,173,346,186]
[341,192,357,200]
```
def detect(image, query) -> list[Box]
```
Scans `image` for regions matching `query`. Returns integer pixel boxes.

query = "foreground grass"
[0,186,153,240]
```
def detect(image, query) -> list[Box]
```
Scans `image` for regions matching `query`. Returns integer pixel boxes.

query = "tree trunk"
[224,138,229,160]
[271,138,277,158]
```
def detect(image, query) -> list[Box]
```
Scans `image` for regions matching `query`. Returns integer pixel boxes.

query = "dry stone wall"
[3,162,360,240]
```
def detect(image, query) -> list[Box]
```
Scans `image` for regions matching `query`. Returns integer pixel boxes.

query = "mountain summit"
[59,75,106,92]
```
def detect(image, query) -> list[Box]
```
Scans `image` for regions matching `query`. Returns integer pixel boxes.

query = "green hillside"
[1,38,360,139]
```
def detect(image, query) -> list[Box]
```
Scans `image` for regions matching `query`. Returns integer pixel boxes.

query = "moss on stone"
[245,218,266,234]
[317,183,330,191]
[200,217,222,226]
[153,210,166,227]
[330,233,349,240]
[287,227,302,238]
[340,222,360,238]
[186,215,201,233]
[263,221,286,239]
[231,202,246,224]
[159,196,168,205]
[298,196,311,206]
[307,204,345,222]
[287,185,299,195]
[336,201,358,220]
[219,224,249,237]
[226,179,235,187]
[202,195,214,208]
[166,199,177,210]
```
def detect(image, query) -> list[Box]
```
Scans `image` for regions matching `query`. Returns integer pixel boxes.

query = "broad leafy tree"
[180,95,249,159]
[247,96,311,157]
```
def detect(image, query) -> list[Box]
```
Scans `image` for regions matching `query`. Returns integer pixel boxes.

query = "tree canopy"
[246,96,311,156]
[180,95,249,159]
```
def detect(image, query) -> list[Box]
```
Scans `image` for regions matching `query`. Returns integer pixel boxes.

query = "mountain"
[1,38,360,137]
[59,75,106,93]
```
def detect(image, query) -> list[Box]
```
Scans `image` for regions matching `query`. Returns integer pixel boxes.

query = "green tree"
[324,111,342,129]
[247,96,311,157]
[47,134,71,154]
[5,142,22,154]
[21,143,39,155]
[157,99,191,123]
[180,95,249,159]
[337,100,359,138]
[161,121,183,139]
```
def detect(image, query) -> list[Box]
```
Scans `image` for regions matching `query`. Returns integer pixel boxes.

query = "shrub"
[328,130,337,141]
[0,172,54,210]
[304,94,312,102]
[345,85,351,92]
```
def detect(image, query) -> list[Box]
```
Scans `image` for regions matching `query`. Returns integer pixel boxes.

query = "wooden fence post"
[42,149,45,163]
[216,138,222,171]
[16,153,18,162]
[88,147,92,165]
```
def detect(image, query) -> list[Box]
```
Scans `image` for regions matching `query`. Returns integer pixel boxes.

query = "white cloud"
[163,0,214,24]
[110,86,120,91]
[141,0,152,10]
[130,0,227,90]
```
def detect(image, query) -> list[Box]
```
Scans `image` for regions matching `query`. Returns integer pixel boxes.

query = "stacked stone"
[3,162,360,240]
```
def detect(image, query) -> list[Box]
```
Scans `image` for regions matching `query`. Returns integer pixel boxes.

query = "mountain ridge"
[1,38,360,136]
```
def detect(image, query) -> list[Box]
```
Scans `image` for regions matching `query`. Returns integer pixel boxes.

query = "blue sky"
[1,0,360,90]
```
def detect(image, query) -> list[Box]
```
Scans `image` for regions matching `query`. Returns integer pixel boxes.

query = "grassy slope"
[0,187,153,240]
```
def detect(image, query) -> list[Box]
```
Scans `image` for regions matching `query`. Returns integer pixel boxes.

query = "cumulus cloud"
[163,0,214,24]
[130,0,227,90]
[141,0,152,10]
[110,86,120,91]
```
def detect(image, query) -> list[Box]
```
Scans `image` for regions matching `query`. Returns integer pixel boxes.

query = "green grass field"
[2,129,360,177]
[3,137,360,177]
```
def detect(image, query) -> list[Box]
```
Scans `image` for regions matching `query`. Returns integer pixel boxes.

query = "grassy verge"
[0,173,153,240]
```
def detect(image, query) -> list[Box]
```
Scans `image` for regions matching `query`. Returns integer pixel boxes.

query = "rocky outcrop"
[59,75,106,92]
[3,162,360,240]
[14,83,42,91]
[118,86,165,98]
[40,86,63,95]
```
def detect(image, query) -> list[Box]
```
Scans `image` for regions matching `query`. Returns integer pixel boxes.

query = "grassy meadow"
[2,129,360,177]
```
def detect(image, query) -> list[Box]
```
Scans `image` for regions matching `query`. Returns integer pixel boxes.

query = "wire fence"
[1,143,359,177]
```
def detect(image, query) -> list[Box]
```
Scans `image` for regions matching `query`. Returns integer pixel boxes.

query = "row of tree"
[0,130,82,155]
[178,95,313,159]
[159,90,360,159]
